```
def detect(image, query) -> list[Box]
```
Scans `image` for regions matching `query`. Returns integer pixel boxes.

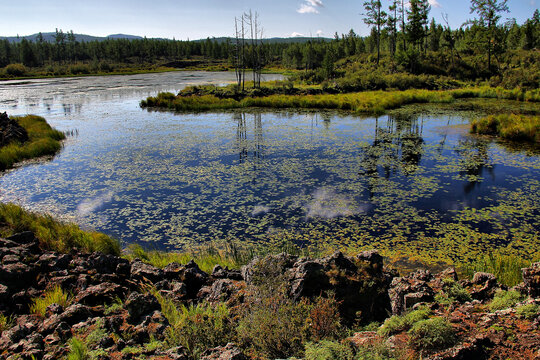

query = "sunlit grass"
[0,115,65,171]
[471,113,539,143]
[0,203,121,255]
[30,285,72,316]
[141,86,539,114]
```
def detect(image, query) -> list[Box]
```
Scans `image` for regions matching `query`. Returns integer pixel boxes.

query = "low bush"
[516,303,540,320]
[4,63,27,76]
[489,290,525,312]
[30,285,72,316]
[304,340,355,360]
[378,306,431,337]
[408,317,456,351]
[436,279,472,305]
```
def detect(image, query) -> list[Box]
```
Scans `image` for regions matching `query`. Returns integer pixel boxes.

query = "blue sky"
[2,0,537,40]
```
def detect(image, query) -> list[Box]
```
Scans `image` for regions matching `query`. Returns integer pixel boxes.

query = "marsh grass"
[30,285,72,316]
[66,337,88,360]
[461,252,535,287]
[141,87,539,114]
[471,113,539,143]
[0,203,121,255]
[378,307,432,337]
[0,115,65,171]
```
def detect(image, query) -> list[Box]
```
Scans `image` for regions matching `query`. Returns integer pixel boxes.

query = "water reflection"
[234,112,265,164]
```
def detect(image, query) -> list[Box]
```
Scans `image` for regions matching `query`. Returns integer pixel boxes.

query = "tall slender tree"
[363,0,387,65]
[469,0,509,73]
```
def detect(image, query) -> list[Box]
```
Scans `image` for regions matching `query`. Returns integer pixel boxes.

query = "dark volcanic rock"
[470,272,500,300]
[125,292,161,322]
[74,282,126,306]
[389,270,436,315]
[522,262,540,297]
[0,112,28,147]
[130,259,163,283]
[242,250,393,324]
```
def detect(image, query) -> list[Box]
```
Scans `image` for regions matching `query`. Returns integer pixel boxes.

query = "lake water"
[0,72,538,263]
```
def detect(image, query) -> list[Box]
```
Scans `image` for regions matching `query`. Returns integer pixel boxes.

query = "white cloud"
[316,30,324,36]
[77,191,114,216]
[297,0,324,14]
[428,0,442,8]
[305,188,370,219]
[291,32,305,37]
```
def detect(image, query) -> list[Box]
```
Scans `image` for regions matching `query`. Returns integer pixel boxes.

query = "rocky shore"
[0,231,539,359]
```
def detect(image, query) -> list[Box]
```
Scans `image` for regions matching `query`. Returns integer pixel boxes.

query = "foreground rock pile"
[0,232,539,359]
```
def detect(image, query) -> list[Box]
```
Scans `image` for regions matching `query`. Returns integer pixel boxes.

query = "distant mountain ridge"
[0,32,144,43]
[0,32,332,44]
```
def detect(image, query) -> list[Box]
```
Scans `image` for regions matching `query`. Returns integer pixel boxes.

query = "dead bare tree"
[234,10,264,90]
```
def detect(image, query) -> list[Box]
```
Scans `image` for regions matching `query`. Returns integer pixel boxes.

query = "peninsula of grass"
[0,115,66,171]
[140,86,540,115]
[471,113,540,143]
[0,203,121,255]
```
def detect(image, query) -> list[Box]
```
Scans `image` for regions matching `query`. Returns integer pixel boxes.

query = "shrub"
[304,340,355,360]
[489,290,525,312]
[306,295,343,341]
[30,285,72,316]
[4,63,27,76]
[236,290,312,359]
[408,317,456,351]
[436,279,472,304]
[471,114,539,143]
[154,290,233,360]
[378,306,431,337]
[516,304,540,320]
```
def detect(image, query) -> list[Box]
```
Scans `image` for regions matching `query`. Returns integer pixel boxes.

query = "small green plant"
[378,306,431,337]
[0,313,12,333]
[84,319,109,348]
[489,290,525,312]
[67,337,89,360]
[304,340,355,360]
[30,285,71,316]
[516,304,539,320]
[436,279,472,305]
[104,297,123,315]
[408,317,457,351]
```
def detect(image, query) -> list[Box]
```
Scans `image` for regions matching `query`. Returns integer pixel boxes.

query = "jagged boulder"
[0,112,28,147]
[522,262,540,297]
[125,292,161,323]
[241,250,393,324]
[130,259,164,283]
[389,269,436,315]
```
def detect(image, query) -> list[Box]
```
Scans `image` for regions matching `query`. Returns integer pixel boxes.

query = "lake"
[0,72,538,264]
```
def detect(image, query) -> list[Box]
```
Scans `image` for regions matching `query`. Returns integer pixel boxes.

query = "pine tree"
[363,0,387,65]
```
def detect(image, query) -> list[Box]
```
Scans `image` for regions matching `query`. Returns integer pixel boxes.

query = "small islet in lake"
[0,71,538,264]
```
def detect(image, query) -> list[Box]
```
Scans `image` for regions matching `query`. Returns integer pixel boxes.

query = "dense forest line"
[0,5,539,88]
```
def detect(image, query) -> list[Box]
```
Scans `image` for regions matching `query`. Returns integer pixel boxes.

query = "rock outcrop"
[0,112,28,147]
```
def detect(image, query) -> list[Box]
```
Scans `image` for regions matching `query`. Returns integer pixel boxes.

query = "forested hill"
[0,32,144,43]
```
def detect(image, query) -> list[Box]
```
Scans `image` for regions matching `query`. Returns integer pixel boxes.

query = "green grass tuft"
[30,285,72,316]
[67,337,89,360]
[0,203,121,255]
[461,252,535,287]
[0,115,65,171]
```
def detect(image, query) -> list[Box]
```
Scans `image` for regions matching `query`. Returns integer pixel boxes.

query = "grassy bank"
[0,115,65,170]
[141,87,540,114]
[0,203,120,255]
[471,113,540,143]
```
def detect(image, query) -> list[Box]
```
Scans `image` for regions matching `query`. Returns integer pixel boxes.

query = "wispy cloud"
[291,32,305,37]
[297,0,324,14]
[316,29,324,36]
[429,0,442,8]
[77,191,114,216]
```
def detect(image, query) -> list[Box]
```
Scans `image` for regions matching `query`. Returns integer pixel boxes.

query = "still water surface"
[0,72,538,262]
